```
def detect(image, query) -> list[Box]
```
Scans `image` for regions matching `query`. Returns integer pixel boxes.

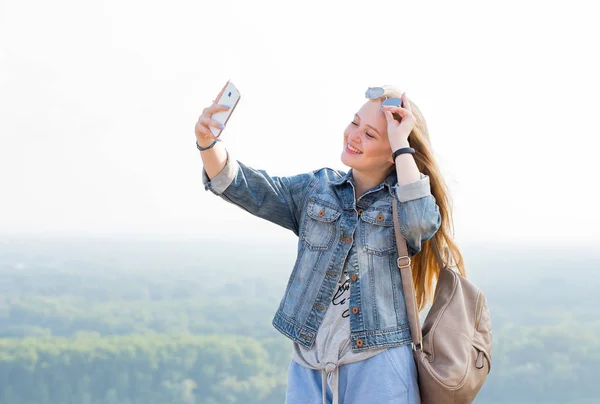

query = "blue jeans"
[285,344,421,404]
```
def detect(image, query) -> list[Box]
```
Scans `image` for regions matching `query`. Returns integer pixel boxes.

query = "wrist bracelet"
[196,139,217,151]
[392,147,415,161]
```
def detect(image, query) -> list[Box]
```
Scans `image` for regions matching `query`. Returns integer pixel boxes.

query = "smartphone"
[210,81,241,138]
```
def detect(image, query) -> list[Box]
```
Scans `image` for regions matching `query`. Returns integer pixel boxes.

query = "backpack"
[393,198,492,403]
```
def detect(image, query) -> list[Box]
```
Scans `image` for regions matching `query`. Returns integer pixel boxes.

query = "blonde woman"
[196,84,464,404]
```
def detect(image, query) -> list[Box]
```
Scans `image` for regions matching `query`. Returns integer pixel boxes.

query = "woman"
[196,84,464,404]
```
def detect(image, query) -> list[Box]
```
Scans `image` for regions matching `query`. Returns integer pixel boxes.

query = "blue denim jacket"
[202,150,441,352]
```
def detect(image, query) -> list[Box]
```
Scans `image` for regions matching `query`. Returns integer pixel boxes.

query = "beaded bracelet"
[196,139,217,151]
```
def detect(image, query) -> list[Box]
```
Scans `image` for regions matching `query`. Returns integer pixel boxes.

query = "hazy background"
[1,0,598,245]
[1,0,599,403]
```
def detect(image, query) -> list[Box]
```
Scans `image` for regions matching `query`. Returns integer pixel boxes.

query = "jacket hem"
[350,324,413,352]
[272,310,317,349]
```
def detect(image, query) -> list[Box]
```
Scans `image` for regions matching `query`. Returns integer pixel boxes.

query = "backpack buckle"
[397,255,411,269]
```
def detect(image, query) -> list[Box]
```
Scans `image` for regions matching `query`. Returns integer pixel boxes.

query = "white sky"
[1,0,598,246]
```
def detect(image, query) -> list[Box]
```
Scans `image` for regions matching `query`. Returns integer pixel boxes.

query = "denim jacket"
[202,150,441,352]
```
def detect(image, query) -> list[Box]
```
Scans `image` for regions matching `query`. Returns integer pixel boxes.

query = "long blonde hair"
[377,85,467,311]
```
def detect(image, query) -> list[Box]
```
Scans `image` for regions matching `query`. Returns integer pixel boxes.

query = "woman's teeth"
[348,143,363,154]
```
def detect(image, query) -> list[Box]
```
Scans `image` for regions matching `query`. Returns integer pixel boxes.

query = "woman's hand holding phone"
[195,81,231,148]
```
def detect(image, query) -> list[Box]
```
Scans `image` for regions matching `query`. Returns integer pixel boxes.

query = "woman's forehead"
[356,101,387,130]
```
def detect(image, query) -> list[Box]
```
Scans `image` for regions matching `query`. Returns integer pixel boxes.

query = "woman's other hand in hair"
[382,92,416,150]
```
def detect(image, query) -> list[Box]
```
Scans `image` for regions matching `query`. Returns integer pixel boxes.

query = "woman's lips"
[346,143,363,155]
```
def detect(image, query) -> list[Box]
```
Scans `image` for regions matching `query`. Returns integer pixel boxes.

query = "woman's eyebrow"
[355,114,381,137]
[367,125,381,137]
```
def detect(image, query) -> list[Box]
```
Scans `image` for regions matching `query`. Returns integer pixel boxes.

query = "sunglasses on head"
[366,87,403,122]
[365,87,403,108]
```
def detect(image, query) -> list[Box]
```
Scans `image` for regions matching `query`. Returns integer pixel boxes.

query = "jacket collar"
[329,169,353,186]
[329,167,397,190]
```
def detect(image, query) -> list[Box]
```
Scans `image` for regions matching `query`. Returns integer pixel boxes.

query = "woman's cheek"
[344,125,354,139]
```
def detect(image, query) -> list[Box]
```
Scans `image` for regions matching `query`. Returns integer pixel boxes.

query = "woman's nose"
[348,129,362,143]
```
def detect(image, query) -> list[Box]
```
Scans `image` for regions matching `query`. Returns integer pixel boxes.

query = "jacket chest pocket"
[301,198,342,250]
[360,208,396,255]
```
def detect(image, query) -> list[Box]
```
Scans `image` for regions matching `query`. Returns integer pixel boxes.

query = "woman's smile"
[345,143,363,155]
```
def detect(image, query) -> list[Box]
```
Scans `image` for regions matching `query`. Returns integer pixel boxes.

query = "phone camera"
[228,91,232,97]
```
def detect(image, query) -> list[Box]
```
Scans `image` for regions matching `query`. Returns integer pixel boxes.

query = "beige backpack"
[393,198,492,403]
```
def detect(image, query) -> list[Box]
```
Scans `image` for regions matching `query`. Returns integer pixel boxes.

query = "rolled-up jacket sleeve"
[202,149,314,236]
[202,150,240,195]
[392,173,442,257]
[395,172,431,203]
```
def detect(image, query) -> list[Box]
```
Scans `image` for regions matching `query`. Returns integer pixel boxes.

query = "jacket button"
[351,274,358,282]
[352,307,359,314]
[377,213,384,222]
[356,339,363,347]
[344,237,351,244]
[357,209,364,216]
[318,210,325,217]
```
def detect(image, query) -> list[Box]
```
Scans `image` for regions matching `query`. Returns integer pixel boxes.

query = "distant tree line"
[0,251,598,403]
[0,334,289,404]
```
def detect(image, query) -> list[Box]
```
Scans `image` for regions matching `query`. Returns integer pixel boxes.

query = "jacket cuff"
[202,149,240,195]
[395,172,432,203]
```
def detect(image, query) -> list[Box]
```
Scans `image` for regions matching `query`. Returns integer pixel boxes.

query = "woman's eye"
[350,121,374,138]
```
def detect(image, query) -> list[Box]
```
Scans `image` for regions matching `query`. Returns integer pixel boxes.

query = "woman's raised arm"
[195,85,314,236]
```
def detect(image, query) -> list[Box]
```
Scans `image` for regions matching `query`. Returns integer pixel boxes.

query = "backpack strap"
[392,197,446,351]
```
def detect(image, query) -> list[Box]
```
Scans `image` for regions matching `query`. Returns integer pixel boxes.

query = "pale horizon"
[1,0,598,246]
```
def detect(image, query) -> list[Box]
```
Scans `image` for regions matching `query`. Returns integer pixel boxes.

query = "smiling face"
[341,100,394,174]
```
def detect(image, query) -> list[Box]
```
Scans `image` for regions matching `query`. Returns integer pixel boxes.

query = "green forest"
[0,237,598,404]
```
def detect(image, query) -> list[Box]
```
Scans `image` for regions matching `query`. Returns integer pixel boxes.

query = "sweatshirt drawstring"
[322,363,339,404]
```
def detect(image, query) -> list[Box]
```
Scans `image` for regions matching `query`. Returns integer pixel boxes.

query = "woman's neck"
[351,166,394,200]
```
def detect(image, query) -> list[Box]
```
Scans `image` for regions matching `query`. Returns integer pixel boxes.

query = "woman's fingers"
[383,105,410,123]
[195,127,213,141]
[213,80,230,104]
[383,108,401,124]
[195,84,230,141]
[203,103,230,116]
[196,127,222,142]
[197,115,226,139]
[199,116,225,130]
[401,92,412,113]
[195,121,218,139]
[382,108,393,121]
[198,104,229,131]
[382,105,409,117]
[381,93,412,119]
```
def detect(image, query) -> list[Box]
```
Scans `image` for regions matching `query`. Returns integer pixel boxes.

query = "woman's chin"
[341,152,357,169]
[341,152,352,167]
